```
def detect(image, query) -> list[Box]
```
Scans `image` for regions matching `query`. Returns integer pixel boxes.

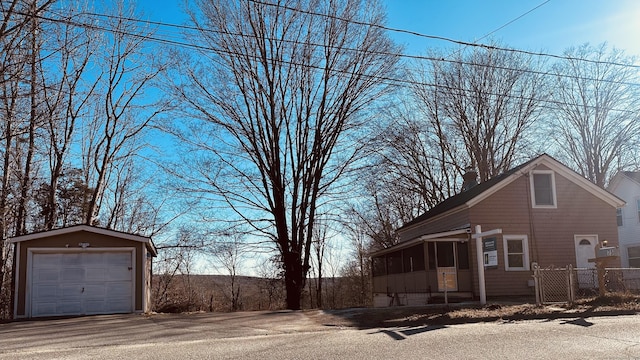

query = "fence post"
[532,262,540,305]
[567,264,574,304]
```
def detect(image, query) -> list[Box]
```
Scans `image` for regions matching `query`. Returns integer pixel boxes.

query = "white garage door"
[30,251,134,317]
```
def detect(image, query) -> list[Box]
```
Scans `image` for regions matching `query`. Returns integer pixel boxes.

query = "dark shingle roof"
[399,155,541,230]
[623,171,640,184]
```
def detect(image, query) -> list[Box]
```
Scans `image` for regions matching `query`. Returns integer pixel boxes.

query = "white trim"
[13,242,20,319]
[467,154,625,208]
[503,235,530,271]
[370,228,470,257]
[142,246,147,313]
[25,247,136,317]
[530,170,557,208]
[9,225,151,245]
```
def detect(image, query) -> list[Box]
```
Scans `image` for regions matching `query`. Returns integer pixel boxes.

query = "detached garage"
[10,225,157,318]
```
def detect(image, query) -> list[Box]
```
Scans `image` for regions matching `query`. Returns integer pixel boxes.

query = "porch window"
[530,171,556,208]
[402,244,425,272]
[503,235,530,271]
[387,251,402,274]
[372,256,386,276]
[457,241,470,269]
[427,242,436,270]
[629,246,640,268]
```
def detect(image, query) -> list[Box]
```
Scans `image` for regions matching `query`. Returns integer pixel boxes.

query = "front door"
[574,235,597,288]
[435,242,458,291]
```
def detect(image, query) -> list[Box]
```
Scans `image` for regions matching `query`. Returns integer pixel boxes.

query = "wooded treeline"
[1,0,640,316]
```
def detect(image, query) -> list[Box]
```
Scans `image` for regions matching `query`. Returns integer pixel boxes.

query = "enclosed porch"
[371,229,474,307]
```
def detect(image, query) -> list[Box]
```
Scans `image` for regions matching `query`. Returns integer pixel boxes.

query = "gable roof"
[609,171,640,191]
[400,154,625,232]
[8,224,157,256]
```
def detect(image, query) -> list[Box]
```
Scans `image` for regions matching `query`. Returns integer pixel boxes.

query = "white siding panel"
[30,251,133,317]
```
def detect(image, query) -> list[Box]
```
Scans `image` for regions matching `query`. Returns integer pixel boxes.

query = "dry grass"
[312,293,640,329]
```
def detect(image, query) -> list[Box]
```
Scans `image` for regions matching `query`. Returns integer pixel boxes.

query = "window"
[457,241,470,270]
[636,199,640,223]
[503,235,530,271]
[617,208,623,227]
[629,246,640,268]
[402,244,425,272]
[372,256,386,277]
[386,251,402,274]
[427,242,436,270]
[530,171,557,208]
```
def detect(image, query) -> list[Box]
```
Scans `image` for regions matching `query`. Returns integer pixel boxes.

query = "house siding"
[469,166,620,297]
[15,231,146,317]
[399,209,470,242]
[610,175,640,267]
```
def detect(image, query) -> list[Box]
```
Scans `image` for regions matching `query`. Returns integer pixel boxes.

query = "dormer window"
[530,170,557,208]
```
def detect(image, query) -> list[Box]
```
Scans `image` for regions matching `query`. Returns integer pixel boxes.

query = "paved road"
[1,311,639,359]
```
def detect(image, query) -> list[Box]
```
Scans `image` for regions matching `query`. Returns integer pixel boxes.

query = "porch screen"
[402,244,425,272]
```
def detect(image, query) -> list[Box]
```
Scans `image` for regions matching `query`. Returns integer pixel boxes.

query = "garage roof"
[8,224,157,256]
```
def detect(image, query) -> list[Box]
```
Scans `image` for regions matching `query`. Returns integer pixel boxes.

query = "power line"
[473,0,551,44]
[33,8,640,90]
[6,8,640,116]
[247,0,640,69]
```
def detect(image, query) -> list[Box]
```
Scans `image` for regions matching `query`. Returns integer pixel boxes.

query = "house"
[370,154,624,307]
[608,171,640,268]
[10,225,157,318]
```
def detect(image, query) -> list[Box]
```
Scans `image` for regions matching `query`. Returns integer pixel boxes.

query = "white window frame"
[629,246,640,268]
[503,235,530,271]
[617,207,623,227]
[530,170,557,208]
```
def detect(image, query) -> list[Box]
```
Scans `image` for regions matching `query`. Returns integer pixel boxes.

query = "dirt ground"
[310,293,640,329]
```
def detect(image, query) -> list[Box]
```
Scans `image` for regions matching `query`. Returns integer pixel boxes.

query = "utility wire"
[5,9,640,115]
[31,8,640,90]
[247,0,640,69]
[473,0,551,44]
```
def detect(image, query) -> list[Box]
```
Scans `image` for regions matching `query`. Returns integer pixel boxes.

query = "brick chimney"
[462,167,477,192]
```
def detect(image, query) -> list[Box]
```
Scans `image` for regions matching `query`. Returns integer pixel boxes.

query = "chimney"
[462,167,477,192]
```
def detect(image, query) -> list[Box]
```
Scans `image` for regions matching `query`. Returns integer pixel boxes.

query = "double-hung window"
[503,235,530,271]
[617,208,623,226]
[629,246,640,268]
[530,170,557,208]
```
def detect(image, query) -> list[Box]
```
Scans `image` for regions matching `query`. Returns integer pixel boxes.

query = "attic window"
[530,170,557,208]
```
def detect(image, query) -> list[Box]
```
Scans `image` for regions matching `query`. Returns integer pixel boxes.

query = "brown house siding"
[399,209,470,242]
[468,166,620,297]
[15,231,146,317]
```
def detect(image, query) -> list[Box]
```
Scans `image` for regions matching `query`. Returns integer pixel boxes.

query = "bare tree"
[170,0,399,309]
[81,2,166,226]
[411,45,546,183]
[550,43,640,187]
[209,234,246,311]
[39,1,98,230]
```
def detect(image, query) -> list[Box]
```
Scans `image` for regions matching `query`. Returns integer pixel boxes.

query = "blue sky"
[138,0,640,58]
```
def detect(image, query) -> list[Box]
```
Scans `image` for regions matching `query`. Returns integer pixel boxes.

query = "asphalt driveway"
[0,311,327,358]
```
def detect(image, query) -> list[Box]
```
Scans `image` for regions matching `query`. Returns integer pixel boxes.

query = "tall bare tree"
[81,2,166,226]
[411,45,546,183]
[40,1,98,230]
[170,0,399,309]
[550,43,640,187]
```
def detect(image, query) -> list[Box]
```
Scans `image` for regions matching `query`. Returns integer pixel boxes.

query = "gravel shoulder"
[310,294,640,329]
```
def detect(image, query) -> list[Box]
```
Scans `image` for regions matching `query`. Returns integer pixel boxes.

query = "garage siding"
[15,231,146,317]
